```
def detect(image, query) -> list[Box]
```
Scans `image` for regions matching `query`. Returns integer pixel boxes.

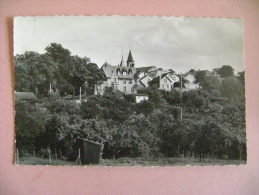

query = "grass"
[17,156,76,166]
[100,157,246,166]
[17,156,246,166]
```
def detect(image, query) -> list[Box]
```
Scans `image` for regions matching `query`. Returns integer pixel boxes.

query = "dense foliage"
[14,44,246,160]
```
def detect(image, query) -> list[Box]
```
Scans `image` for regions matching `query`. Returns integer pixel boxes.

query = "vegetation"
[14,43,246,164]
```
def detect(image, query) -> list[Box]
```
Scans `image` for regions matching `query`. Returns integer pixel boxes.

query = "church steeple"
[119,55,125,66]
[127,50,135,67]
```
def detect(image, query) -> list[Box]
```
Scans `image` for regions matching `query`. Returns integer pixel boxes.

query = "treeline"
[14,43,105,97]
[15,77,246,160]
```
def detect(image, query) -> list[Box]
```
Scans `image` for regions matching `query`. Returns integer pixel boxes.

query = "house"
[95,50,139,95]
[136,66,157,78]
[168,73,180,83]
[182,73,200,91]
[14,92,37,102]
[135,94,149,103]
[138,74,153,90]
[149,73,173,91]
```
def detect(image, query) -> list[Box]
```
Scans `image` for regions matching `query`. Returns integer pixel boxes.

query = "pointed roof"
[127,50,134,62]
[120,56,126,66]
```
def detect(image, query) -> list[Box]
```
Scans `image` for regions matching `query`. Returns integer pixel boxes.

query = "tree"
[45,43,90,96]
[45,43,71,64]
[80,96,102,119]
[65,55,90,96]
[15,102,49,152]
[161,89,181,105]
[85,63,106,89]
[221,76,244,101]
[14,52,58,95]
[194,70,206,85]
[182,90,208,111]
[237,71,245,86]
[101,90,134,122]
[217,65,234,78]
[201,75,222,90]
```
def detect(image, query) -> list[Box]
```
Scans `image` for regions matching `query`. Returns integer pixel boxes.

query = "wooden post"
[76,149,81,165]
[48,148,52,165]
[55,148,57,160]
[16,148,19,164]
[60,150,63,159]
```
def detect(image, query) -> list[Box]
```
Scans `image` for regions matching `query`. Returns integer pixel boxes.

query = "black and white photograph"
[14,16,246,166]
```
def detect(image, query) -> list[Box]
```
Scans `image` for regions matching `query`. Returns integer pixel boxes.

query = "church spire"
[127,50,135,67]
[120,55,125,66]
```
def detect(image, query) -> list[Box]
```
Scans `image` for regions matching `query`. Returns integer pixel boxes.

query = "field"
[17,156,246,166]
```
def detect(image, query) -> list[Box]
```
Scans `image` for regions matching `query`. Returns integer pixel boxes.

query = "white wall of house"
[94,81,108,95]
[117,79,135,94]
[136,95,149,103]
[184,74,196,83]
[160,76,172,91]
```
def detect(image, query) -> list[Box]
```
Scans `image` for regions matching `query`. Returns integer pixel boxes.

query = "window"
[114,78,117,82]
[124,79,126,84]
[164,78,167,82]
[131,87,134,92]
[167,84,169,89]
[129,80,133,84]
[123,86,126,92]
[162,84,164,89]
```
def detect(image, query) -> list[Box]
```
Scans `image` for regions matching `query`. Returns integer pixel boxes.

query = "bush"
[38,148,49,159]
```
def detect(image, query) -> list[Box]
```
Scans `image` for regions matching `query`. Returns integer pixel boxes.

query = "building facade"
[95,50,139,95]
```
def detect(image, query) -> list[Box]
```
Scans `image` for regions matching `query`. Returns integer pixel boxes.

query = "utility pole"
[180,72,183,122]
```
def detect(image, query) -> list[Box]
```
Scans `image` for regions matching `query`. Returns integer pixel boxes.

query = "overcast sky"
[14,16,244,73]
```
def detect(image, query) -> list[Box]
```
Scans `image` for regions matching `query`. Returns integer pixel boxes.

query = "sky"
[14,16,244,73]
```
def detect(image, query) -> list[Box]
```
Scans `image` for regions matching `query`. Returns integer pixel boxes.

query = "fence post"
[48,148,52,165]
[76,149,81,165]
[16,148,19,164]
[55,148,57,160]
[60,150,63,159]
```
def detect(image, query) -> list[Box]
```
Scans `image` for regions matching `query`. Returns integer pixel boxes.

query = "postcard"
[13,16,246,166]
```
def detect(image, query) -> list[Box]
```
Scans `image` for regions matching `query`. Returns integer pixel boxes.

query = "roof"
[136,66,156,73]
[77,139,104,146]
[119,56,126,66]
[161,73,172,82]
[127,50,134,62]
[139,80,146,87]
[101,63,115,78]
[15,92,37,102]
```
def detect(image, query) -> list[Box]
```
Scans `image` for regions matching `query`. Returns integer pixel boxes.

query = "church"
[94,50,139,95]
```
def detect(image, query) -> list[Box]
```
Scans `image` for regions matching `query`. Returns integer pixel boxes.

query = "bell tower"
[126,50,135,67]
